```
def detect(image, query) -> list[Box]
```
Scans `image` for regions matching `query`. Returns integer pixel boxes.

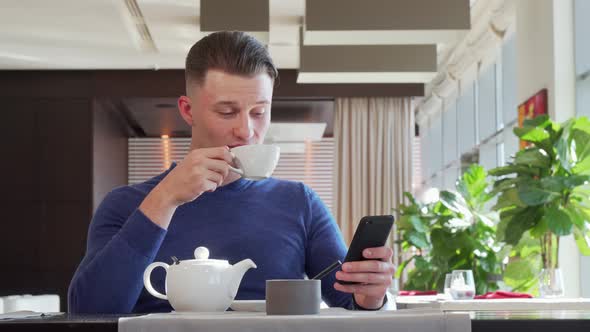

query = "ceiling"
[2,0,481,139]
[0,0,303,69]
[0,0,477,71]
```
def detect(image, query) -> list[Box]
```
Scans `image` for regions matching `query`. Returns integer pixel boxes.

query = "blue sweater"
[68,164,353,313]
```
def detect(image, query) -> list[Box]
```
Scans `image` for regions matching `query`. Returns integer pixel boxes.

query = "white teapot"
[143,246,256,312]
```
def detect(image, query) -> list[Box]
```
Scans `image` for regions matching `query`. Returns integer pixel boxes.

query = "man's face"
[179,69,273,150]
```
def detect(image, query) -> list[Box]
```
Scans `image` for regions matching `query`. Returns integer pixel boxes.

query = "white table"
[119,308,470,332]
[395,295,590,311]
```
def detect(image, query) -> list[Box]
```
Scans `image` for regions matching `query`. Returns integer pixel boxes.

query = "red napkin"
[474,291,533,299]
[398,290,438,296]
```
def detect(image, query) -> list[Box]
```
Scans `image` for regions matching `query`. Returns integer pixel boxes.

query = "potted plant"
[396,164,503,294]
[489,115,590,297]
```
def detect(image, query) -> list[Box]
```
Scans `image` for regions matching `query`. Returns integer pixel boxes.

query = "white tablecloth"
[396,296,590,311]
[119,308,470,332]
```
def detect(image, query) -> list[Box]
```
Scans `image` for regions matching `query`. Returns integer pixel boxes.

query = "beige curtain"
[333,97,414,254]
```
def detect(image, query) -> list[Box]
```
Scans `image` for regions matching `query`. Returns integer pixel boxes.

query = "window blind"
[128,137,335,212]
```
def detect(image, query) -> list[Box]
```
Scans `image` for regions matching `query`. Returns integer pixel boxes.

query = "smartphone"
[338,215,394,285]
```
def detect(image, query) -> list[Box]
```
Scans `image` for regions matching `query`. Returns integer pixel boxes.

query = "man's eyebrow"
[214,99,271,106]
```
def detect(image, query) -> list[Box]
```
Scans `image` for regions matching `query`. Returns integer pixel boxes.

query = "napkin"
[0,311,45,320]
[474,291,533,299]
[398,290,438,296]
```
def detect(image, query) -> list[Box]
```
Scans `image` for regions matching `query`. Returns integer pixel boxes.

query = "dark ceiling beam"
[304,0,470,45]
[276,70,424,97]
[200,0,269,32]
[0,70,424,98]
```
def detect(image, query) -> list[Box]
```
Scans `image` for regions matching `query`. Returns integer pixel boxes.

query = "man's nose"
[233,113,254,140]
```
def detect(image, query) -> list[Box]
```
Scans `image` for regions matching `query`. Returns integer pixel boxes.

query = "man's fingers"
[206,170,224,187]
[199,147,234,163]
[203,159,231,178]
[342,260,395,274]
[362,246,393,261]
[201,179,219,193]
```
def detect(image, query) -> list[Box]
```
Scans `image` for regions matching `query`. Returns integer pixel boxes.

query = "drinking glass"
[539,268,564,298]
[443,273,452,298]
[450,270,476,300]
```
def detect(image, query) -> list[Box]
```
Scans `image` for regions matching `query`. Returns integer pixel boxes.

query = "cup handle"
[143,262,169,300]
[228,166,244,176]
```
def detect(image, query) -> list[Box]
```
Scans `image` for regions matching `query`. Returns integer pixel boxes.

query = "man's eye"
[217,109,235,115]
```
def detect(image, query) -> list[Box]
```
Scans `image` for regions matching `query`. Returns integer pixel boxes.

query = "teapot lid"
[179,246,228,266]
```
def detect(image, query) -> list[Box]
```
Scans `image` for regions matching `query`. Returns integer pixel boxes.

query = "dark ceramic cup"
[265,279,321,315]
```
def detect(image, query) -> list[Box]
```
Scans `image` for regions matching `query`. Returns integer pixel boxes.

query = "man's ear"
[178,96,193,126]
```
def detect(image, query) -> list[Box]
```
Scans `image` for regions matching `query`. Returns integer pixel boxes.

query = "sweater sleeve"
[302,185,354,309]
[68,189,167,314]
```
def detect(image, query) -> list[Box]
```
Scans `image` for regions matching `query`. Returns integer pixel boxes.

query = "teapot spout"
[227,259,257,300]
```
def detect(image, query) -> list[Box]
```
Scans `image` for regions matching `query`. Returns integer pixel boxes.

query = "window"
[575,0,590,298]
[273,138,335,211]
[128,137,335,212]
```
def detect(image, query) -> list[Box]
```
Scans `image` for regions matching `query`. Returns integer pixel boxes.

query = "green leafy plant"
[489,115,590,292]
[396,164,502,294]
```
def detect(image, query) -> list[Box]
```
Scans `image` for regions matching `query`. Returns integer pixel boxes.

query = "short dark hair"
[185,31,278,88]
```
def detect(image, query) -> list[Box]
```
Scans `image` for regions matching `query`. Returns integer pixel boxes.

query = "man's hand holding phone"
[333,215,395,310]
[334,246,395,309]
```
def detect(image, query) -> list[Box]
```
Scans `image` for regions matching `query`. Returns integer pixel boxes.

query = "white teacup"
[229,144,280,180]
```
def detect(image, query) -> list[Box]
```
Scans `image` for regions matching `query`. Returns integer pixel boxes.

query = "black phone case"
[338,215,394,285]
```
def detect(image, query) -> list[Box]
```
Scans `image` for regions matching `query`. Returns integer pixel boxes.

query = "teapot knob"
[194,246,210,260]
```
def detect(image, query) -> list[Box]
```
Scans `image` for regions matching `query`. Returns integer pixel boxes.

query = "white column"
[516,0,579,297]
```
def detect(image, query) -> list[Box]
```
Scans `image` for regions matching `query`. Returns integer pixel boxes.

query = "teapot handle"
[143,262,169,300]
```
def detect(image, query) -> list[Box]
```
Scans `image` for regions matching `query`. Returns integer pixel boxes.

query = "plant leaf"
[439,190,472,218]
[490,177,523,196]
[430,228,457,257]
[518,178,561,206]
[404,192,417,206]
[514,127,554,156]
[572,157,590,175]
[514,126,550,141]
[557,135,572,172]
[398,214,412,229]
[530,217,548,238]
[545,205,573,236]
[408,231,430,249]
[565,206,586,227]
[494,188,526,210]
[513,232,542,257]
[540,176,567,193]
[489,164,540,177]
[456,164,489,206]
[409,215,428,233]
[504,257,540,294]
[514,148,552,169]
[573,226,590,256]
[394,255,416,278]
[572,117,590,159]
[504,207,543,245]
[564,175,590,189]
[496,217,510,242]
[522,114,551,128]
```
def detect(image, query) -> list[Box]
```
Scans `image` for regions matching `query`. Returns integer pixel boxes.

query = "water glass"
[443,273,452,298]
[539,268,564,298]
[450,270,476,300]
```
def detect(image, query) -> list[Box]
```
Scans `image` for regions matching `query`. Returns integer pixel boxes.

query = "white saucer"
[229,300,266,312]
[170,311,227,315]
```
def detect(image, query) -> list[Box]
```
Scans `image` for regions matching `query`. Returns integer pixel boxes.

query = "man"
[68,31,395,314]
